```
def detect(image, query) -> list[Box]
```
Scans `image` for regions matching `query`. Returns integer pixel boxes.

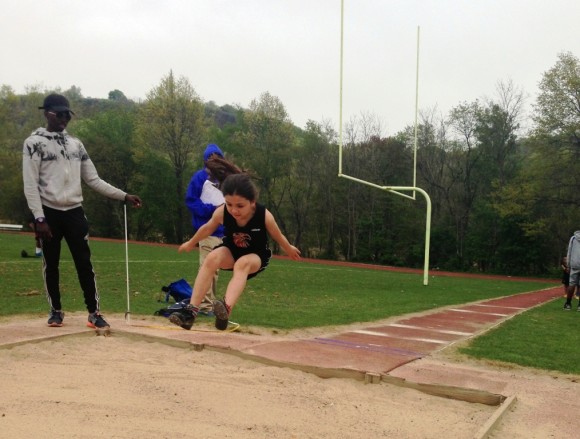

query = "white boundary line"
[353,329,448,344]
[388,323,473,336]
[471,303,527,310]
[448,308,510,317]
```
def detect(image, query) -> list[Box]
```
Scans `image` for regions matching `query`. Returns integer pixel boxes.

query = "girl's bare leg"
[223,254,261,309]
[191,247,234,307]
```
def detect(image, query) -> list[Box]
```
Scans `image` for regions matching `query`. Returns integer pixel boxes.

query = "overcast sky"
[2,0,578,134]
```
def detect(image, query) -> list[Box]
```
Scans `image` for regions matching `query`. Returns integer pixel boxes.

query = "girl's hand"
[287,245,301,261]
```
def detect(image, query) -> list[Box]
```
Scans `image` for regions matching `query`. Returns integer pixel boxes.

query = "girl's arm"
[178,205,224,253]
[264,209,301,260]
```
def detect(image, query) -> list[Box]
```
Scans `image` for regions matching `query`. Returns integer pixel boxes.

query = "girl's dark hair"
[206,156,258,200]
[221,174,258,202]
[205,156,243,185]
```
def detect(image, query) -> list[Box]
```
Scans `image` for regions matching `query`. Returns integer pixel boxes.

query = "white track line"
[353,329,448,344]
[471,303,526,310]
[387,323,473,336]
[448,308,510,317]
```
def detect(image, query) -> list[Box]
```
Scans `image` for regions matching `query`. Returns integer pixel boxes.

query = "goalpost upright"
[338,1,432,285]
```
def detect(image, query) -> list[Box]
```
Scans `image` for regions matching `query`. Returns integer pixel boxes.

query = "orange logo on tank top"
[233,232,251,248]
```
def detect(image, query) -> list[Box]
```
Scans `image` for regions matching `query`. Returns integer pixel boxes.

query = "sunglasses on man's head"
[47,111,72,120]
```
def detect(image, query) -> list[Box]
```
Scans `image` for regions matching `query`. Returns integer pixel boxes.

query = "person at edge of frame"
[564,230,580,311]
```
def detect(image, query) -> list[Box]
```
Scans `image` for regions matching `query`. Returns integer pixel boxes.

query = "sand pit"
[0,314,577,438]
[0,333,495,438]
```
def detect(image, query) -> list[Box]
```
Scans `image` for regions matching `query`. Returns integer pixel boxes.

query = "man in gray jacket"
[23,93,142,329]
[564,230,580,310]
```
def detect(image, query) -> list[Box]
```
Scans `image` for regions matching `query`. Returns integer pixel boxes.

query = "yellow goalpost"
[338,0,432,285]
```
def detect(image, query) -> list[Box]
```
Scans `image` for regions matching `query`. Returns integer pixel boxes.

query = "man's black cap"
[38,94,75,114]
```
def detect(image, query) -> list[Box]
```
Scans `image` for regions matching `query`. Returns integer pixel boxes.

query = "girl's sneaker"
[212,299,230,331]
[168,306,196,330]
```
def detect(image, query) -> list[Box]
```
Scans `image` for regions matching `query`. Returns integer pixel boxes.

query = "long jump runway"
[0,286,561,380]
[213,286,562,377]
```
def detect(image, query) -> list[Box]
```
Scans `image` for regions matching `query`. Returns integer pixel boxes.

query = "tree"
[477,80,523,188]
[0,88,49,224]
[530,53,580,243]
[73,108,139,238]
[135,71,205,242]
[108,89,129,102]
[131,150,180,242]
[231,92,297,244]
[286,120,339,255]
[204,101,238,128]
[492,53,580,271]
[64,85,83,101]
[533,52,580,139]
[465,82,524,273]
[436,101,483,266]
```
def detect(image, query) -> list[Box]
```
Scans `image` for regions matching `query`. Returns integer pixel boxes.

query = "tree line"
[1,52,579,277]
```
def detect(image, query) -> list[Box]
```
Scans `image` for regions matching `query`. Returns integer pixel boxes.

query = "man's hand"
[178,240,196,253]
[35,221,52,242]
[125,194,142,208]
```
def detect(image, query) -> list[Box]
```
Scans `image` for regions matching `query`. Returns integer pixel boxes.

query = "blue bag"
[161,278,192,303]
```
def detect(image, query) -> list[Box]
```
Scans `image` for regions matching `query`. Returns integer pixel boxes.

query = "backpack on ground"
[154,279,192,317]
[161,278,192,303]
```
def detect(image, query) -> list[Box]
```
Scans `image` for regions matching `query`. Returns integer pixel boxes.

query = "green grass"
[3,231,578,375]
[0,232,553,326]
[459,299,580,375]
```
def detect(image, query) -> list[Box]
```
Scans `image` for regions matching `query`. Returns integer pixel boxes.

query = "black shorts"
[216,243,272,280]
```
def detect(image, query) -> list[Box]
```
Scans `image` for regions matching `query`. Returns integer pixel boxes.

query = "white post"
[124,204,131,324]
